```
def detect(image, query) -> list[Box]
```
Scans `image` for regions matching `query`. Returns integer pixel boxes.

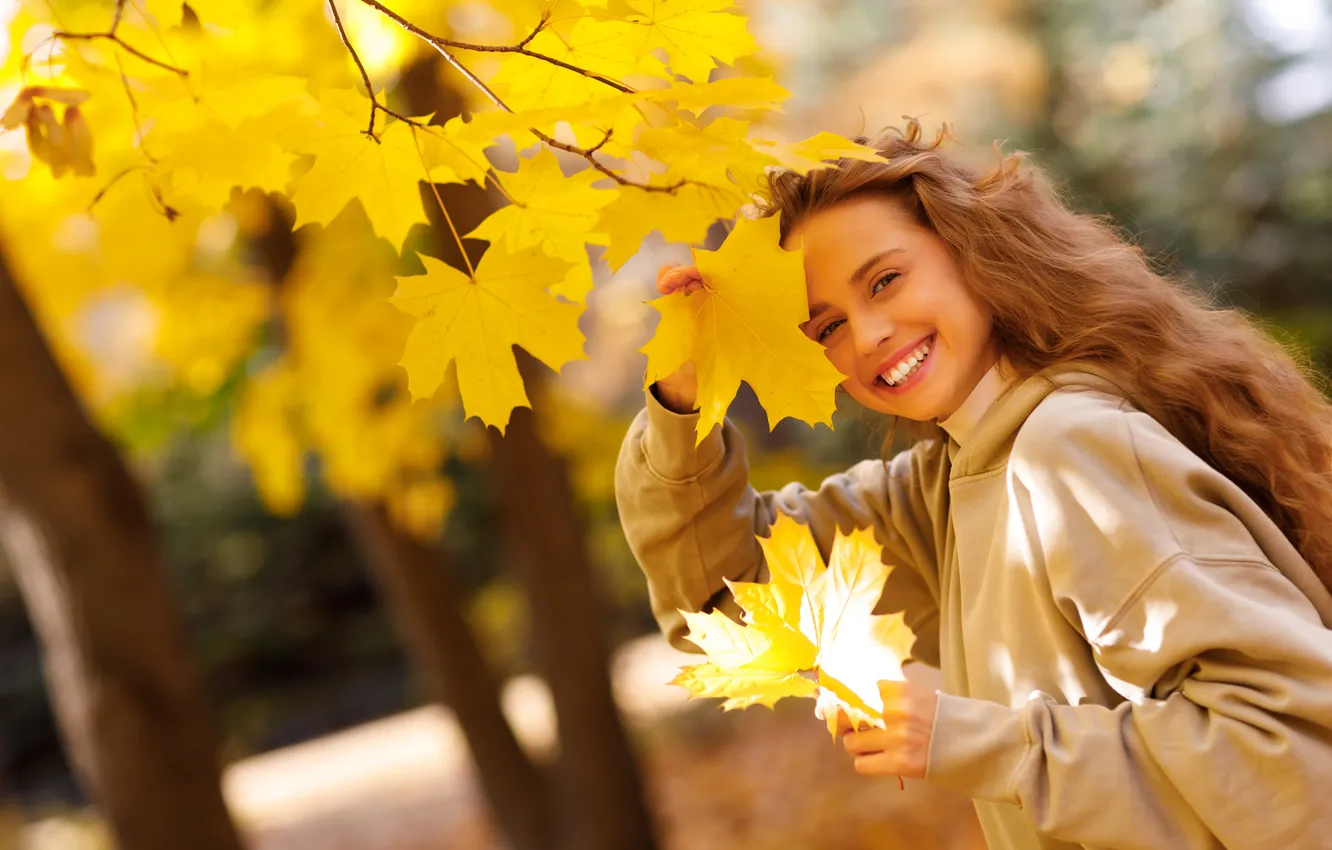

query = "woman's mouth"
[875,335,934,393]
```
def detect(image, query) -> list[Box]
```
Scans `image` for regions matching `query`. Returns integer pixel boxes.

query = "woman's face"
[790,195,999,422]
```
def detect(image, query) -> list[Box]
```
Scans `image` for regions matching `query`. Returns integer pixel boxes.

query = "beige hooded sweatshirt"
[614,366,1332,850]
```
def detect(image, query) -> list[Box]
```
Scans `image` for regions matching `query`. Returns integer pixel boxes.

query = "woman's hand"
[841,676,940,780]
[651,263,704,414]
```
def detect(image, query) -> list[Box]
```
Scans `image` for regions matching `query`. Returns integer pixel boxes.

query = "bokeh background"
[1,0,1330,848]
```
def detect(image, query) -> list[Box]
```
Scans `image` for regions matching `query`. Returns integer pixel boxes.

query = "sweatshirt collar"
[938,362,1016,448]
[945,363,1128,478]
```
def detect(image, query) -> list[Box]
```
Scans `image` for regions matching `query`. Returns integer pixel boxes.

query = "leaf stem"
[413,131,477,280]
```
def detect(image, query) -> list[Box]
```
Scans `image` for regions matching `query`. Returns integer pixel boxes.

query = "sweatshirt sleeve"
[926,394,1332,849]
[614,387,945,663]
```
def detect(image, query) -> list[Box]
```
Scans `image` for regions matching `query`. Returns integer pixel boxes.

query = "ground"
[11,636,985,849]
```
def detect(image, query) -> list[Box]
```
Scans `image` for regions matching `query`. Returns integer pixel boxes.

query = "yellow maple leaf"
[604,0,757,83]
[287,87,489,249]
[640,76,790,114]
[392,246,585,432]
[759,131,886,174]
[596,176,749,271]
[550,254,596,303]
[466,148,617,262]
[673,515,916,737]
[635,120,884,195]
[672,663,818,711]
[641,213,845,443]
[152,116,297,208]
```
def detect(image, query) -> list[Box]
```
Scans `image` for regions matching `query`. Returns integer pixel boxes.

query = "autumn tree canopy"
[2,0,876,535]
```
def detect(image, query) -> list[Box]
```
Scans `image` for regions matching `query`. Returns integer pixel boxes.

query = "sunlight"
[1130,597,1178,654]
[0,0,18,66]
[1057,466,1127,538]
[1244,0,1331,55]
[989,643,1018,700]
[326,0,411,78]
[1055,653,1089,706]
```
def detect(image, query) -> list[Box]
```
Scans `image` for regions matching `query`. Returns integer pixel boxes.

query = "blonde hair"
[763,120,1332,592]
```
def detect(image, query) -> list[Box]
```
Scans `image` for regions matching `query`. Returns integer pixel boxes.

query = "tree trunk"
[342,501,553,850]
[0,247,242,848]
[488,355,658,850]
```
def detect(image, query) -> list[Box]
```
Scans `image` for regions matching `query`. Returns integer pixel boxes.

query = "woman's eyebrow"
[806,248,905,319]
[849,248,904,287]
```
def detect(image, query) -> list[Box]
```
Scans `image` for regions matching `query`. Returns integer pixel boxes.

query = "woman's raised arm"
[614,386,948,665]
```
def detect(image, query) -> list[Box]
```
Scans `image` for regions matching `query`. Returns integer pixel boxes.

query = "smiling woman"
[617,120,1332,850]
[788,196,998,422]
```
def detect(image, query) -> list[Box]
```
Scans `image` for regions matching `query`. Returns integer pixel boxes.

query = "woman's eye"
[816,319,843,342]
[871,272,900,295]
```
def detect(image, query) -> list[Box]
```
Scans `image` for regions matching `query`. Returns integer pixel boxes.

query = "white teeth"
[880,340,932,387]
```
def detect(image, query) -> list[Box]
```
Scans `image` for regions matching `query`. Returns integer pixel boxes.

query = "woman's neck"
[938,358,1016,446]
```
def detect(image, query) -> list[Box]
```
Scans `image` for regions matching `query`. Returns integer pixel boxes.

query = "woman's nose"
[851,314,894,357]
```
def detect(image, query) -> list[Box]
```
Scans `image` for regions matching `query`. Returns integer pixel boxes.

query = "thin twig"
[514,12,546,50]
[419,37,684,192]
[536,129,684,192]
[110,0,128,32]
[354,0,632,94]
[326,0,381,135]
[47,30,188,77]
[112,53,152,154]
[326,0,435,138]
[86,165,146,212]
[586,128,613,155]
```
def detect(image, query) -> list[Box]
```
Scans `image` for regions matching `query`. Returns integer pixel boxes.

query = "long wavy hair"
[763,120,1332,593]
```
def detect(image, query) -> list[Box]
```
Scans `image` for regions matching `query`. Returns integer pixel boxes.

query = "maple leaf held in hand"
[392,246,586,432]
[642,213,845,444]
[672,514,916,739]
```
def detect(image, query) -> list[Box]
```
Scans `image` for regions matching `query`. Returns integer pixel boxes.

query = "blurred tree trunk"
[489,356,658,850]
[0,246,242,849]
[342,502,553,850]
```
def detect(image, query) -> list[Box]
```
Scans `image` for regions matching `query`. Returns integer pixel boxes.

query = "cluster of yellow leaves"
[2,0,885,530]
[673,515,916,739]
[0,86,93,177]
[232,202,453,537]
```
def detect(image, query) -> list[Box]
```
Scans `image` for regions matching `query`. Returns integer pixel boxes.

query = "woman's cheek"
[826,343,856,380]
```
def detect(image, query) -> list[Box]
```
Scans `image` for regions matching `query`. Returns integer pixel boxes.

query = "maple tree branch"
[110,0,129,32]
[86,165,147,212]
[326,0,381,135]
[49,2,188,79]
[47,31,188,77]
[111,52,158,170]
[333,0,685,193]
[325,0,431,139]
[586,128,614,155]
[514,14,546,50]
[427,39,683,192]
[353,0,632,94]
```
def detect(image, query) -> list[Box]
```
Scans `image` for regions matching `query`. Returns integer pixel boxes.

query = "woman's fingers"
[656,263,704,295]
[851,748,906,777]
[843,727,895,756]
